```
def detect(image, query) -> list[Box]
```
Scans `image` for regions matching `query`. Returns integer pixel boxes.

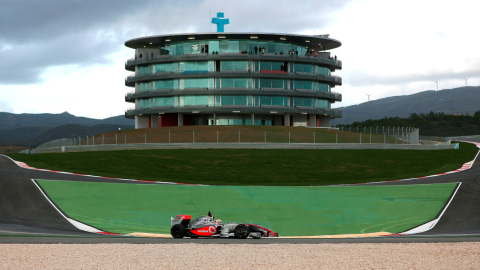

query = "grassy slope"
[37,180,457,236]
[8,142,478,186]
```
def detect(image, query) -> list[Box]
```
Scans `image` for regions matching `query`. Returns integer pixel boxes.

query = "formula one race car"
[170,212,279,239]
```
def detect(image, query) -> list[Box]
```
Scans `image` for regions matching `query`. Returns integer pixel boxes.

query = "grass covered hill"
[75,125,397,145]
[332,86,480,125]
[7,142,478,186]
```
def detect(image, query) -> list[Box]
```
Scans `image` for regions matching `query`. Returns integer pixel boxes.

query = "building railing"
[124,105,342,117]
[125,53,342,69]
[125,70,342,83]
[125,88,342,102]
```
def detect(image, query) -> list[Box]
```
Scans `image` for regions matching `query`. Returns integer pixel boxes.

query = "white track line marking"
[401,182,462,234]
[30,179,103,233]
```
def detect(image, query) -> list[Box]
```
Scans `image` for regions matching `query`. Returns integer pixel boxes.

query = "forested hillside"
[332,86,480,125]
[337,111,480,137]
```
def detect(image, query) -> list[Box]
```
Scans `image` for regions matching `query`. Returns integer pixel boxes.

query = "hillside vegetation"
[0,124,133,147]
[337,111,480,137]
[0,111,134,146]
[0,111,133,130]
[332,86,480,125]
[7,142,478,186]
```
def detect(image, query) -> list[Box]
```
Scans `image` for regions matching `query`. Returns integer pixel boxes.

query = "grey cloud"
[0,0,152,43]
[0,31,122,84]
[0,0,352,85]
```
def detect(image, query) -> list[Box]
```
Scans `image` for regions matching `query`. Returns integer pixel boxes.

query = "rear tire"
[234,224,249,239]
[171,224,186,238]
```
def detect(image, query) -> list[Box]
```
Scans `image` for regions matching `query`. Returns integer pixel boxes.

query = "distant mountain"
[0,124,134,147]
[29,124,133,147]
[0,111,133,130]
[0,126,51,146]
[332,86,480,125]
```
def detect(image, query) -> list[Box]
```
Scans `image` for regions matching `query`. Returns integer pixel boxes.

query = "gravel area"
[1,243,479,269]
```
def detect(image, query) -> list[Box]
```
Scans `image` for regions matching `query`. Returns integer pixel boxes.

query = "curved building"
[125,32,342,128]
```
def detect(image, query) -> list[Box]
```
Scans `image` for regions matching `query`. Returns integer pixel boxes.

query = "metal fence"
[338,126,420,145]
[419,136,449,142]
[31,127,421,154]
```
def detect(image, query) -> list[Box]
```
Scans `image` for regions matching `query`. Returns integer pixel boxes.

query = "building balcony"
[124,70,342,87]
[124,105,342,119]
[125,88,342,103]
[125,53,342,71]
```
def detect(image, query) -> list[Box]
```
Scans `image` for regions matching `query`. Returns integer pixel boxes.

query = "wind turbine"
[464,77,469,86]
[366,93,372,102]
[433,80,439,91]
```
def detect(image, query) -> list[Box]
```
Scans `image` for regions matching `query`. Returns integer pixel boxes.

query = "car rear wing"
[171,215,192,228]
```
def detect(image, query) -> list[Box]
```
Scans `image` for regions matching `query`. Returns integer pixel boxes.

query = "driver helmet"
[215,219,223,224]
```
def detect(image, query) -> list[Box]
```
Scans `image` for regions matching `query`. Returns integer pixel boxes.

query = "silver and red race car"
[170,212,279,239]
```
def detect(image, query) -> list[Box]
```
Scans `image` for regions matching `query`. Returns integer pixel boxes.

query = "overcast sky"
[0,0,478,119]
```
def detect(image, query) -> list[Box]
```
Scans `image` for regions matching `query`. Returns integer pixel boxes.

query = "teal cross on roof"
[211,12,229,32]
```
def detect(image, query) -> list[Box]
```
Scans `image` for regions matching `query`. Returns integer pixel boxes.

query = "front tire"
[171,224,186,238]
[234,224,250,239]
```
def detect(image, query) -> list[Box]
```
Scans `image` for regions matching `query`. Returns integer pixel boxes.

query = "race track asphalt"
[1,139,479,244]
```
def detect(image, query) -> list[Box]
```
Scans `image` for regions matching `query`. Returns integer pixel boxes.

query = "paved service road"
[0,139,479,243]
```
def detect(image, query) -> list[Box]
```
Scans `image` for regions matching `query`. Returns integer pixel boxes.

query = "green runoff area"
[37,180,457,236]
[7,142,478,186]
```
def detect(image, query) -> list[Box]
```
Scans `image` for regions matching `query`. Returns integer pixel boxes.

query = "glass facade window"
[181,78,211,89]
[155,97,174,107]
[155,80,174,90]
[161,39,308,56]
[179,95,214,107]
[315,99,329,108]
[216,118,243,125]
[155,63,174,73]
[316,83,329,92]
[258,96,288,106]
[221,61,251,71]
[138,65,151,75]
[181,61,208,71]
[208,61,215,72]
[293,63,313,73]
[209,41,219,53]
[217,95,252,106]
[219,78,253,89]
[294,97,315,107]
[293,80,330,92]
[294,80,313,90]
[260,78,286,89]
[138,82,152,91]
[260,61,283,71]
[139,98,151,108]
[316,66,330,76]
